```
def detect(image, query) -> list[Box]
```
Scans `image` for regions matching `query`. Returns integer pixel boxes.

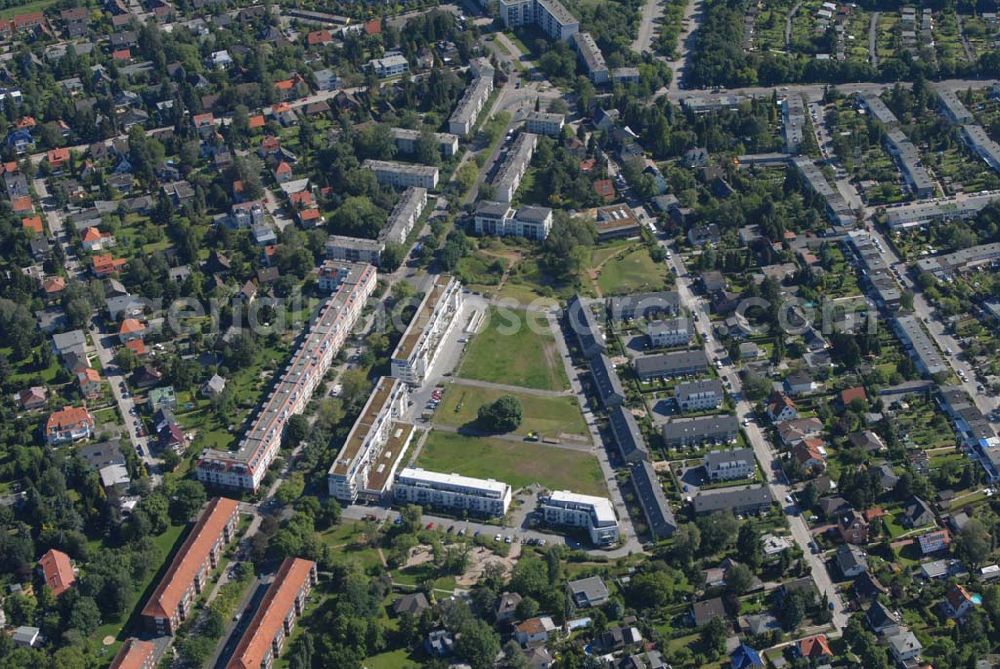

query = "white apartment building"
[498,0,579,40]
[368,53,409,78]
[328,377,413,502]
[704,448,756,482]
[647,317,691,347]
[674,379,725,411]
[394,468,512,516]
[325,235,383,265]
[391,128,460,158]
[572,32,608,84]
[383,186,427,245]
[491,132,538,202]
[540,491,620,546]
[473,201,553,241]
[391,275,463,385]
[525,111,565,137]
[197,263,376,491]
[449,69,494,136]
[363,159,439,190]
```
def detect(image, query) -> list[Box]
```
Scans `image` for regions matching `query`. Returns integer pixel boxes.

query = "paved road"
[667,0,703,95]
[663,243,849,634]
[632,0,663,54]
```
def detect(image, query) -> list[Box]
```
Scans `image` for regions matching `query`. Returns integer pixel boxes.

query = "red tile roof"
[109,638,156,669]
[21,216,42,234]
[125,339,146,356]
[797,635,832,659]
[248,115,265,129]
[113,48,132,61]
[226,558,315,669]
[306,29,332,45]
[840,386,867,406]
[364,18,381,35]
[47,147,70,165]
[593,179,615,202]
[46,406,94,433]
[38,548,75,597]
[12,195,33,213]
[119,318,144,334]
[141,497,239,621]
[43,276,65,294]
[93,254,126,275]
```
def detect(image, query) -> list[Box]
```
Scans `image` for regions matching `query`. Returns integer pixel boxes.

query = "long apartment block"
[491,132,538,202]
[448,65,494,136]
[391,127,459,158]
[226,558,318,669]
[394,467,513,516]
[197,263,376,491]
[884,128,934,199]
[540,490,620,546]
[325,186,427,266]
[363,159,439,190]
[141,497,240,635]
[883,190,1000,229]
[498,0,579,41]
[572,32,608,84]
[390,274,463,386]
[328,377,412,503]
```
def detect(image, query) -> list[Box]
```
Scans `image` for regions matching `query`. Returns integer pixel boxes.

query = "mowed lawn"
[594,244,668,296]
[415,431,606,496]
[459,307,569,391]
[434,384,589,439]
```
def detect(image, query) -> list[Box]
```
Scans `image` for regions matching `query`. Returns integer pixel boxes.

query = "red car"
[425,522,434,530]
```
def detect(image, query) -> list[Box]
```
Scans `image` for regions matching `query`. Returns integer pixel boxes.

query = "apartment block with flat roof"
[892,314,948,377]
[859,93,899,127]
[498,0,578,40]
[226,558,318,669]
[572,32,608,84]
[525,111,565,137]
[936,87,973,124]
[449,69,494,136]
[197,264,376,491]
[390,275,463,385]
[363,159,439,190]
[540,490,619,545]
[391,127,460,157]
[960,124,1000,173]
[491,132,538,202]
[783,94,806,153]
[324,235,383,265]
[395,467,513,516]
[883,191,1000,229]
[324,187,426,266]
[884,128,935,198]
[328,377,412,502]
[473,201,553,240]
[141,497,240,635]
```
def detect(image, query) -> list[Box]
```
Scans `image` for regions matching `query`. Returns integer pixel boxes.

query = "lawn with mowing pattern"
[433,384,589,440]
[459,307,569,391]
[415,430,606,496]
[595,244,669,296]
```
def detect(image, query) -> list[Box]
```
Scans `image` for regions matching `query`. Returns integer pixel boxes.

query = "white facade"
[369,54,409,78]
[525,111,565,137]
[328,377,411,502]
[197,264,376,491]
[473,202,553,241]
[647,318,690,347]
[363,159,439,190]
[572,32,608,84]
[391,128,460,158]
[325,236,383,265]
[394,467,512,516]
[674,379,724,411]
[704,448,755,482]
[492,132,537,202]
[497,0,579,41]
[449,70,494,137]
[540,491,620,546]
[391,275,463,385]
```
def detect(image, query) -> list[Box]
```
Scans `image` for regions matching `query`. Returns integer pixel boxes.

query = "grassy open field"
[0,0,55,19]
[459,307,569,391]
[364,649,422,669]
[415,431,606,496]
[433,384,589,440]
[593,244,668,296]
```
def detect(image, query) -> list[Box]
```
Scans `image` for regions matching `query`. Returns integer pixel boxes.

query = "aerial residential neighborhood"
[3,0,1000,668]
